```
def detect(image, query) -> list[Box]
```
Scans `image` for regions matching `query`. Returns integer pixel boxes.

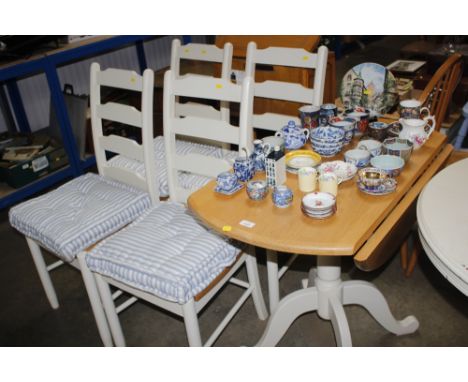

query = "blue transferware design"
[250,139,270,172]
[246,180,268,200]
[319,104,338,126]
[311,126,345,141]
[216,171,239,192]
[272,185,293,208]
[329,118,355,145]
[275,121,310,150]
[233,148,255,182]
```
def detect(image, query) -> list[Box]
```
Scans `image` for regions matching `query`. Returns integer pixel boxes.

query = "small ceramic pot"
[246,180,268,201]
[216,172,239,192]
[272,185,293,208]
[370,155,405,177]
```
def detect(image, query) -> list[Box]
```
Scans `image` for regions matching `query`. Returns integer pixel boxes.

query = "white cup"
[318,172,338,196]
[298,167,317,193]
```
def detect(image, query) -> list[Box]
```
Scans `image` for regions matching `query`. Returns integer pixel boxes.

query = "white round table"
[418,158,468,296]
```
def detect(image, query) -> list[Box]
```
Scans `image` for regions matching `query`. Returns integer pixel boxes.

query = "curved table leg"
[256,287,318,347]
[328,294,352,347]
[342,280,419,335]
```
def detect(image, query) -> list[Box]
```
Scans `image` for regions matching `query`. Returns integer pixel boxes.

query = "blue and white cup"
[216,171,239,192]
[344,149,371,168]
[358,139,382,157]
[272,185,293,208]
[233,155,255,182]
[329,118,356,145]
[319,103,338,126]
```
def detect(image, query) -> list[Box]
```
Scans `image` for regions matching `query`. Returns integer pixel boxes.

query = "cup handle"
[275,131,283,138]
[357,144,368,151]
[423,115,436,138]
[420,106,430,118]
[263,143,271,154]
[302,128,310,139]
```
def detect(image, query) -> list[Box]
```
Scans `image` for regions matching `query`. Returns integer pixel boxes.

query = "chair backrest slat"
[163,70,253,203]
[96,103,142,128]
[90,62,159,204]
[246,42,328,133]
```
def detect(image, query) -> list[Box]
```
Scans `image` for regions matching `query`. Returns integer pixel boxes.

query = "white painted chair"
[245,41,328,133]
[9,63,158,346]
[84,71,267,346]
[106,38,236,197]
[245,42,329,312]
[171,38,233,123]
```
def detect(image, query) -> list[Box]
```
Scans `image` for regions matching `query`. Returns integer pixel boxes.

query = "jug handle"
[424,115,436,138]
[420,106,430,118]
[241,146,250,158]
[262,143,271,154]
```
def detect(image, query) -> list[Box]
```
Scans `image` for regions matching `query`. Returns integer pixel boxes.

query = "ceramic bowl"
[318,160,357,183]
[357,139,382,157]
[246,180,268,201]
[310,126,345,142]
[216,171,239,192]
[382,138,413,163]
[370,155,405,177]
[344,149,371,168]
[329,118,356,145]
[311,142,343,157]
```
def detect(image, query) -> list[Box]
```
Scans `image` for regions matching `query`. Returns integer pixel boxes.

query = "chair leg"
[77,252,113,346]
[94,273,126,346]
[25,237,59,309]
[245,250,268,320]
[182,299,203,346]
[400,237,409,272]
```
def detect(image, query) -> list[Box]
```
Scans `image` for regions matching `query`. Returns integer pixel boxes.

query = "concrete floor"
[1,36,467,347]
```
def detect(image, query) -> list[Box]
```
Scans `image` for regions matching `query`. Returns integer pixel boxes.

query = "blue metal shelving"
[0,35,156,209]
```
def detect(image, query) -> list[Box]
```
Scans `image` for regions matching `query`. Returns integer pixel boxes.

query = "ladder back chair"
[84,71,267,347]
[244,41,328,312]
[400,53,463,277]
[418,52,463,131]
[9,62,157,346]
[107,38,237,197]
[245,41,328,134]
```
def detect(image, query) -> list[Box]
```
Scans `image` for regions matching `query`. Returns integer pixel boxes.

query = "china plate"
[285,150,321,170]
[214,183,244,195]
[318,160,357,183]
[357,179,397,196]
[339,62,398,115]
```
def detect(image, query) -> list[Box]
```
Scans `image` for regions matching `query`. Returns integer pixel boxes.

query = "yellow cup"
[318,172,338,196]
[298,167,317,192]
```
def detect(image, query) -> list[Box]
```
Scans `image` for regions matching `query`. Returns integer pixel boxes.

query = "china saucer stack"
[301,191,337,219]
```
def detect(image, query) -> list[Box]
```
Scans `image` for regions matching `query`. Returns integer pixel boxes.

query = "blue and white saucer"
[214,183,244,195]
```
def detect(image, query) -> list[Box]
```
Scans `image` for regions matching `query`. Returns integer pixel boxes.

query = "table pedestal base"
[257,256,419,346]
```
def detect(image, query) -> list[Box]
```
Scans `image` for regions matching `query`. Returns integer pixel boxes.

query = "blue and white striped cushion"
[86,202,240,304]
[9,173,151,262]
[108,136,238,197]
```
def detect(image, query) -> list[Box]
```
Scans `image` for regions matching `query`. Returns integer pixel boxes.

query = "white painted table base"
[257,256,419,346]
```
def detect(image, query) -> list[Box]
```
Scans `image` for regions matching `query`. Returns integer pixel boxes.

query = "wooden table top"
[188,131,447,257]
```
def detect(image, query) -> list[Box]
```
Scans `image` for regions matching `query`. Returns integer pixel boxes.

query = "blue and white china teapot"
[275,120,310,150]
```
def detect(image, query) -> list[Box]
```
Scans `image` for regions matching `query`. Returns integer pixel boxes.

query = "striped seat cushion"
[108,136,238,197]
[86,202,240,304]
[9,173,151,262]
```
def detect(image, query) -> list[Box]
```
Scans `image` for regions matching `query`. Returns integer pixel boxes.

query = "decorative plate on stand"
[339,62,398,115]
